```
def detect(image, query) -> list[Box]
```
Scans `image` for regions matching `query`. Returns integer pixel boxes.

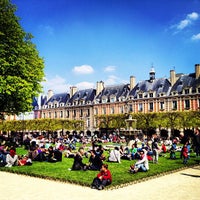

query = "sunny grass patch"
[1,146,199,189]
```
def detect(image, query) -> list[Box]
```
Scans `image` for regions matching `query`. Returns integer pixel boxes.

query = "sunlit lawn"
[0,145,199,189]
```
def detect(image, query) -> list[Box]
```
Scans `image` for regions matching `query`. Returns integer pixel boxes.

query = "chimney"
[47,89,54,101]
[170,70,176,85]
[70,86,77,98]
[195,64,200,79]
[96,81,104,96]
[130,76,136,90]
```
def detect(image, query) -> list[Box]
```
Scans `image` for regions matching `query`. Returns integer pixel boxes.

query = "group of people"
[0,144,32,167]
[1,128,200,190]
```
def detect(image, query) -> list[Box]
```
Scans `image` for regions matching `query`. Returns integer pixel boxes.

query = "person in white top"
[129,149,149,173]
[108,146,121,163]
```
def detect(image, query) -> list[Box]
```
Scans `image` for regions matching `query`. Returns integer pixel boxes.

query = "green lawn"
[0,145,199,189]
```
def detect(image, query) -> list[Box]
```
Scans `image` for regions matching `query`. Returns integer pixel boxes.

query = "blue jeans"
[135,163,147,172]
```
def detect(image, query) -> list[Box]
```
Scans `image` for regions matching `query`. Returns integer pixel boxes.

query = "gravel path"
[0,165,199,200]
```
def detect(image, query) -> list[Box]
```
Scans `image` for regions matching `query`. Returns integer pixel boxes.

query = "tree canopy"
[0,0,44,117]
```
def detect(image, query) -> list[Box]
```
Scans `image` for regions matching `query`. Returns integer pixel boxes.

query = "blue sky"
[12,0,200,94]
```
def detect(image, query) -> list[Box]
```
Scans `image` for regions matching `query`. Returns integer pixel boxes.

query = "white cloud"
[104,66,116,72]
[188,12,199,20]
[42,75,70,94]
[104,75,119,85]
[75,81,95,90]
[176,12,199,30]
[177,19,191,30]
[191,33,200,40]
[72,65,94,74]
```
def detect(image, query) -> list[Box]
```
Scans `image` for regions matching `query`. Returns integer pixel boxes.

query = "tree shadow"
[181,173,200,178]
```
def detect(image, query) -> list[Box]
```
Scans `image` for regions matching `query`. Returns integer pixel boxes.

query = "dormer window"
[102,97,107,103]
[54,104,57,108]
[184,88,190,94]
[149,93,154,98]
[110,96,116,103]
[80,100,85,105]
[138,93,143,99]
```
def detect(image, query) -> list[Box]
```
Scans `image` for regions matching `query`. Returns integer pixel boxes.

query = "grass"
[0,144,200,189]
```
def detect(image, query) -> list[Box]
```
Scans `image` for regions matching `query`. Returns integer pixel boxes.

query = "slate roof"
[45,92,70,105]
[170,73,198,94]
[95,84,130,102]
[129,78,171,98]
[32,97,39,109]
[68,88,96,105]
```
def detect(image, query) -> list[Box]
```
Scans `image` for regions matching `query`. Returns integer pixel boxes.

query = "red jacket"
[182,146,188,158]
[97,169,112,182]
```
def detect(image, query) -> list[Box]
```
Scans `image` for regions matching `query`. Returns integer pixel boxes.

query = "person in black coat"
[71,147,87,170]
[88,150,103,170]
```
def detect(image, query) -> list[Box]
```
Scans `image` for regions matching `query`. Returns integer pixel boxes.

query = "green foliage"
[0,0,44,116]
[0,118,84,132]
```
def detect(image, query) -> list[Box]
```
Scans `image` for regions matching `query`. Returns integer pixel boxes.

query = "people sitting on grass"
[63,146,75,158]
[108,146,121,163]
[88,150,103,170]
[28,142,46,162]
[0,141,9,166]
[91,164,112,190]
[129,149,149,173]
[95,144,106,161]
[119,145,131,160]
[5,148,18,167]
[71,147,87,170]
[18,155,32,166]
[130,143,140,160]
[46,146,60,162]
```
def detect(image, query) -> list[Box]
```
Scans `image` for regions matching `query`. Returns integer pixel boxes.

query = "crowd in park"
[0,128,200,190]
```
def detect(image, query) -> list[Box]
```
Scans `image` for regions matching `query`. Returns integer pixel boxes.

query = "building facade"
[35,64,200,134]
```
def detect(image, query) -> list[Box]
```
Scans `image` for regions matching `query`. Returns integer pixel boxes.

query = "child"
[181,143,188,165]
[91,164,112,190]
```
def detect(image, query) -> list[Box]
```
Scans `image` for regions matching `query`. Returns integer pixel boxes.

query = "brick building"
[36,64,200,134]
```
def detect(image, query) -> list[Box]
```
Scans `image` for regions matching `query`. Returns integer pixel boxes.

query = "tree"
[134,113,157,136]
[0,0,44,117]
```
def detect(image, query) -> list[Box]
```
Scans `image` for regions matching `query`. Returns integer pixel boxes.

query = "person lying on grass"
[129,149,149,173]
[91,164,112,190]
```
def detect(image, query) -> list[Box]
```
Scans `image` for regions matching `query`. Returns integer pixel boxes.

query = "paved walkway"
[0,165,200,200]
